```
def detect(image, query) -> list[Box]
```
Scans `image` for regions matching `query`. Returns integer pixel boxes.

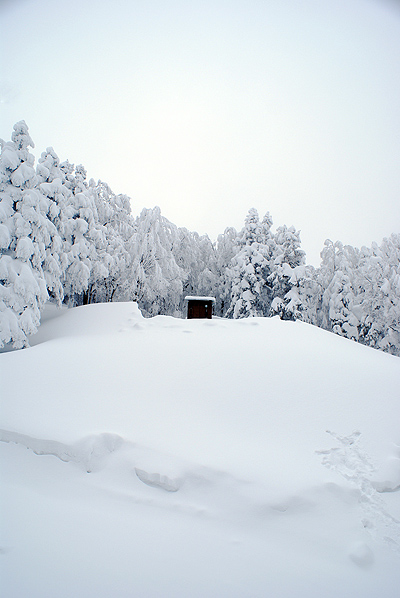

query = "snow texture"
[1,302,400,597]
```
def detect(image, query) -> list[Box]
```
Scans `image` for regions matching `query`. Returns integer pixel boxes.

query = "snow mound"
[29,301,144,344]
[2,302,400,597]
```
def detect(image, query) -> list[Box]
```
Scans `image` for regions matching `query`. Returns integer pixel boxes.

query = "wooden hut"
[184,296,216,319]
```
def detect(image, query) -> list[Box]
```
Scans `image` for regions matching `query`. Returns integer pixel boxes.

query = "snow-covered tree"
[269,224,306,320]
[52,162,109,306]
[226,209,275,318]
[127,207,185,316]
[315,240,364,340]
[0,121,51,347]
[172,227,203,298]
[191,232,218,298]
[87,180,134,303]
[357,236,400,355]
[36,146,74,304]
[213,227,239,316]
[171,226,218,313]
[377,235,400,355]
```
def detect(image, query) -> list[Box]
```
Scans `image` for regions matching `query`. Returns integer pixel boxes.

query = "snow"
[10,162,36,188]
[1,302,400,597]
[0,223,11,249]
[184,296,216,302]
[16,236,34,259]
[0,145,20,171]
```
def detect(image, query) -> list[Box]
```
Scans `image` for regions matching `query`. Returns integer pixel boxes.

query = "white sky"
[1,0,400,264]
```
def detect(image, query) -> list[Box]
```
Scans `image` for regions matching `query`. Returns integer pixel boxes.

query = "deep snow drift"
[1,303,400,597]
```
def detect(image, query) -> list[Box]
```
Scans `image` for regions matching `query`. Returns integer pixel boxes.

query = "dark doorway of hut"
[184,296,216,319]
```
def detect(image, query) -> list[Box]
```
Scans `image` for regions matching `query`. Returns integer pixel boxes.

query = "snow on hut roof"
[184,296,216,302]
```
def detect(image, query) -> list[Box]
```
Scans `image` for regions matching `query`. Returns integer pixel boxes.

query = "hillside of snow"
[1,302,400,597]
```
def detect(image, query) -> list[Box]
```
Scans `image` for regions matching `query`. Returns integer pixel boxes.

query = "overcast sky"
[1,0,400,264]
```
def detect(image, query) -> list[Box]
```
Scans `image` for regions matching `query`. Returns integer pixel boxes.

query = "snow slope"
[1,303,400,597]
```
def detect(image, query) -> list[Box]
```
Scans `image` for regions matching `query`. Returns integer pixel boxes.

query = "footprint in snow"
[348,542,374,569]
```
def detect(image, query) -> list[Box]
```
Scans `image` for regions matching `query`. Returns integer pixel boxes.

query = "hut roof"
[184,296,216,302]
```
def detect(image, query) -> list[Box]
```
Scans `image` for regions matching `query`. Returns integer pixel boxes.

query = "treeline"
[1,121,399,356]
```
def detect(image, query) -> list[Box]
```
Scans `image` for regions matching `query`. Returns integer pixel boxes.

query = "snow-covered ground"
[1,302,400,597]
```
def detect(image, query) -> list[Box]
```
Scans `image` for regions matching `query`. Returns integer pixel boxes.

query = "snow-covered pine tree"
[0,121,52,348]
[225,209,275,318]
[315,240,364,340]
[58,163,109,306]
[291,262,321,325]
[214,226,239,317]
[376,234,400,355]
[171,226,218,313]
[171,226,203,299]
[36,146,74,304]
[87,180,134,303]
[127,207,184,316]
[358,236,400,355]
[269,224,306,320]
[191,231,218,299]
